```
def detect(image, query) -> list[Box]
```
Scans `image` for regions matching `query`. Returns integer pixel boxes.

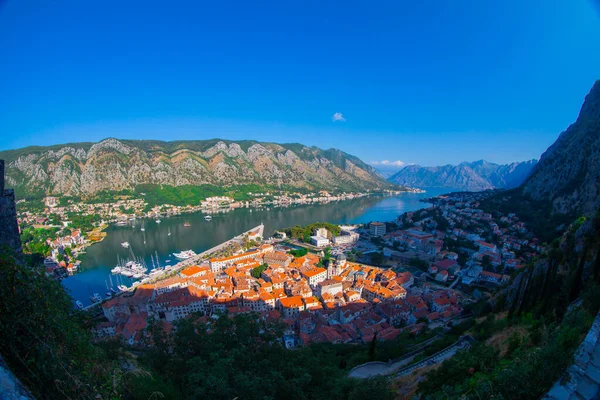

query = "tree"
[370,251,384,266]
[368,331,378,361]
[251,263,268,278]
[0,250,118,399]
[409,257,429,271]
[482,255,492,269]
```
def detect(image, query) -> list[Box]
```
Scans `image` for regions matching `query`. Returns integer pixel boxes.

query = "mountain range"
[385,159,537,191]
[0,138,396,198]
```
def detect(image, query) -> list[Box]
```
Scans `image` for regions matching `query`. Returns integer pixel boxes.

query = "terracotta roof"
[280,295,304,308]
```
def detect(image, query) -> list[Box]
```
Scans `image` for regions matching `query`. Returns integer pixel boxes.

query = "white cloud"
[370,160,406,167]
[332,112,346,122]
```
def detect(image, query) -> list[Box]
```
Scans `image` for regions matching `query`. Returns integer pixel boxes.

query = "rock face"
[0,139,395,197]
[523,80,600,216]
[387,160,537,191]
[0,160,22,254]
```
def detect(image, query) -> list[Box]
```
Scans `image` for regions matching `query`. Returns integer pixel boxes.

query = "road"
[348,335,475,379]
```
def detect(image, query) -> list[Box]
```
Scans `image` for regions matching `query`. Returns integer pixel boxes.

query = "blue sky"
[0,1,599,168]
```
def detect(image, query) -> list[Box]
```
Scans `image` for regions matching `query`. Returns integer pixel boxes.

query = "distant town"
[89,190,542,348]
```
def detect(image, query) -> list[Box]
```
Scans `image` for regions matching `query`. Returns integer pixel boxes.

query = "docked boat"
[156,219,161,224]
[204,215,212,221]
[132,273,144,279]
[111,266,122,274]
[121,241,130,248]
[173,250,196,259]
[141,222,145,232]
[184,221,191,227]
[105,291,112,298]
[90,293,102,303]
[116,220,127,226]
[75,300,84,310]
[117,285,128,292]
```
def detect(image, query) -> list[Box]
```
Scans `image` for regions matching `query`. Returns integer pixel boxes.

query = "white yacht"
[75,300,84,310]
[204,215,212,221]
[90,293,102,303]
[117,285,128,292]
[156,219,161,224]
[121,241,130,248]
[173,250,196,259]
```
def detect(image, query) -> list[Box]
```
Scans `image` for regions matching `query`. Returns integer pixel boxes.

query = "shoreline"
[77,189,433,257]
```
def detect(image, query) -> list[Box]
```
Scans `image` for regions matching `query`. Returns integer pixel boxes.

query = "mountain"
[386,159,537,191]
[496,80,600,319]
[0,138,396,198]
[522,80,600,216]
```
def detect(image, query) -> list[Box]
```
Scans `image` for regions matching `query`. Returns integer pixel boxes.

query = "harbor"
[63,189,448,306]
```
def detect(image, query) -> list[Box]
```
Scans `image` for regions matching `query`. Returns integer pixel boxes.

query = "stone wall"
[0,160,22,254]
[0,355,35,400]
[545,311,600,400]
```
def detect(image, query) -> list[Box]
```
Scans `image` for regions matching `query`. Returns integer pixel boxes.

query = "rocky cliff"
[0,160,22,254]
[502,81,600,316]
[522,80,600,216]
[0,139,396,198]
[387,159,537,191]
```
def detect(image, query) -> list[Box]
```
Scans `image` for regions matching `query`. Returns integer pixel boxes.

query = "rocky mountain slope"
[498,80,600,319]
[387,159,537,191]
[522,80,600,216]
[0,138,396,198]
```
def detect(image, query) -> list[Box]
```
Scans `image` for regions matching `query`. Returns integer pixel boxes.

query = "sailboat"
[109,274,117,294]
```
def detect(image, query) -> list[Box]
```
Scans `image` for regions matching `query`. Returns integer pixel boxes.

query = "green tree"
[0,250,119,399]
[251,263,268,278]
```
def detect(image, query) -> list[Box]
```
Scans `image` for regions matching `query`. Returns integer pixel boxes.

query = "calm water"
[63,188,449,304]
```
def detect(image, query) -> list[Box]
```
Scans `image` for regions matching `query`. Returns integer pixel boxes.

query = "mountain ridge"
[386,159,537,191]
[522,80,600,216]
[0,138,398,198]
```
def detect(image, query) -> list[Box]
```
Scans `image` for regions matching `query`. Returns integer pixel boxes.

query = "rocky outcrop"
[387,159,537,191]
[523,80,600,216]
[0,160,21,254]
[0,139,396,197]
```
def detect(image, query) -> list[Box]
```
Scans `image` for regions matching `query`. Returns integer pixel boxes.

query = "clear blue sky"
[1,0,599,168]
